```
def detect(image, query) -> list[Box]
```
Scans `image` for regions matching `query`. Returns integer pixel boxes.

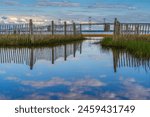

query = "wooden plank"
[73,23,76,35]
[64,21,67,36]
[51,21,54,35]
[80,24,82,34]
[29,19,33,35]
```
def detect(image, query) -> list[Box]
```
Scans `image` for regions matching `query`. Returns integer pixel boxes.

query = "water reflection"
[0,42,82,70]
[1,40,149,73]
[0,39,150,100]
[112,49,150,73]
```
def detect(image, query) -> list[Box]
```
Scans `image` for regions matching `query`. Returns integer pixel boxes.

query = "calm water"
[0,38,150,100]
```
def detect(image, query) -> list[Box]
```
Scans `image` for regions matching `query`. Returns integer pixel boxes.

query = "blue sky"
[0,0,150,23]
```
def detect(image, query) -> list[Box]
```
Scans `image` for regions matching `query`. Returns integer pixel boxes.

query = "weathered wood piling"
[113,18,150,39]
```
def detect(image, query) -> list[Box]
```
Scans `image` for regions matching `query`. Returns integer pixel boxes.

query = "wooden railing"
[0,19,81,35]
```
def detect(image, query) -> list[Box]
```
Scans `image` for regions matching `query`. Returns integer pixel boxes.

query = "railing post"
[51,20,54,35]
[80,24,82,35]
[113,18,120,40]
[73,23,76,35]
[113,18,117,40]
[64,21,67,36]
[29,19,33,35]
[114,18,117,35]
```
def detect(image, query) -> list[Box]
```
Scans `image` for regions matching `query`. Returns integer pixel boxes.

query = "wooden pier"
[0,18,150,37]
[113,18,150,39]
[0,19,81,35]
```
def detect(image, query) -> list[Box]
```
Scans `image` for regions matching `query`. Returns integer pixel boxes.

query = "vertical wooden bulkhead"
[73,23,76,36]
[29,19,34,44]
[51,21,54,35]
[29,19,33,35]
[64,21,67,36]
[79,24,82,35]
[113,18,120,40]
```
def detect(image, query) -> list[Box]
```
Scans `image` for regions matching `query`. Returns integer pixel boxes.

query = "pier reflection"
[0,42,82,70]
[112,49,150,72]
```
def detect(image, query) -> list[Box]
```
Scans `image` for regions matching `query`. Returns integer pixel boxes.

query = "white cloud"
[20,76,106,89]
[73,79,106,87]
[0,15,52,24]
[99,74,107,78]
[0,70,6,74]
[119,77,150,99]
[37,0,80,7]
[5,77,19,81]
[87,3,137,11]
[21,77,71,88]
[0,0,19,6]
[25,73,33,77]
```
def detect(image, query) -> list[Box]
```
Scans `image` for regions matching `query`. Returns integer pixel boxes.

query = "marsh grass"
[114,34,150,41]
[0,34,84,46]
[100,35,150,58]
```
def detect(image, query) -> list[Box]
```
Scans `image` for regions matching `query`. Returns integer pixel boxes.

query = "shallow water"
[0,38,150,100]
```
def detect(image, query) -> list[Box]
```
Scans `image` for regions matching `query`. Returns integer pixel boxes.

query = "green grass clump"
[100,35,150,58]
[114,34,150,41]
[0,34,84,46]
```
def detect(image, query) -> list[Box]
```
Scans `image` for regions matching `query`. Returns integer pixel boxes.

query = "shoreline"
[0,34,85,47]
[100,36,150,58]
